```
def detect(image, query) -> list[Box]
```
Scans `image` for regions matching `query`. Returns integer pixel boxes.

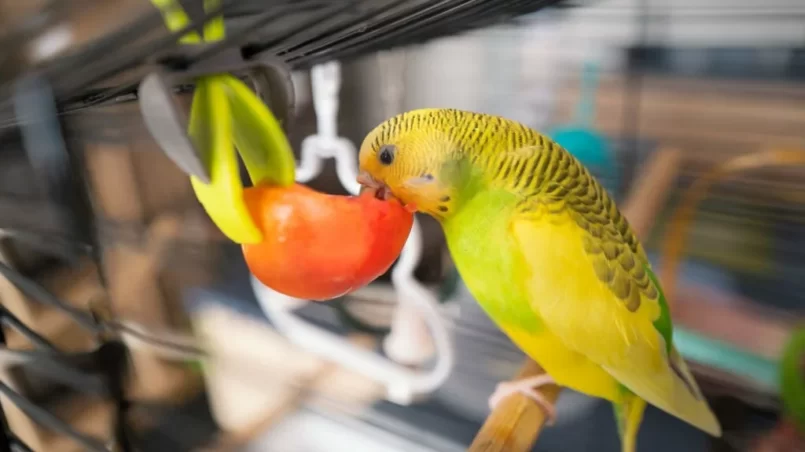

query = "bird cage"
[0,0,803,451]
[0,1,569,451]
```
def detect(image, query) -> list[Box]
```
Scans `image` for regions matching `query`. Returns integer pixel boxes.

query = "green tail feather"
[614,393,647,452]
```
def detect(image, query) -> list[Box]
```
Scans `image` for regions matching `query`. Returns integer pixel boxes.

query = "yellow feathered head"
[357,109,464,218]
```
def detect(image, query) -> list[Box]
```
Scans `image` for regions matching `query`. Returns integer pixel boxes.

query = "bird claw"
[487,374,557,426]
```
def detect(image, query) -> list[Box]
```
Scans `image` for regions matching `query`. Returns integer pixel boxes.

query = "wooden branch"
[468,147,682,452]
[620,148,682,236]
[468,360,560,451]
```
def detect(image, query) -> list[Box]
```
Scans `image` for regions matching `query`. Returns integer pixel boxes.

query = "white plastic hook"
[374,49,437,367]
[252,60,454,405]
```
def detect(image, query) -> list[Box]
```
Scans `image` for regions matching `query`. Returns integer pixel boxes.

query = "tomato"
[242,183,414,301]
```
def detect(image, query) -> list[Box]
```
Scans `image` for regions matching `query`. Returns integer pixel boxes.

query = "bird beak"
[357,171,392,200]
[356,171,377,190]
[357,171,417,212]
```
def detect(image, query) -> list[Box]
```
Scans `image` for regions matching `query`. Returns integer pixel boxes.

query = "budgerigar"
[356,109,721,452]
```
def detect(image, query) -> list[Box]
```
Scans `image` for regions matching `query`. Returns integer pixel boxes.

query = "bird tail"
[613,393,647,452]
[664,347,722,437]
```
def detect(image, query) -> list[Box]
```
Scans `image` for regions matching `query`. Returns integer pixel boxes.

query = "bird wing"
[506,146,721,436]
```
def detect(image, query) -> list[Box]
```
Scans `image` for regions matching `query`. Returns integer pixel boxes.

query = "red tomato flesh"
[242,183,414,301]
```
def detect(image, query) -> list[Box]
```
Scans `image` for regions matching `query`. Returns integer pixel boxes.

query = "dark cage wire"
[0,1,567,451]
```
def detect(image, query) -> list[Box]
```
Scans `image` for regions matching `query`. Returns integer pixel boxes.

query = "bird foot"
[488,374,557,425]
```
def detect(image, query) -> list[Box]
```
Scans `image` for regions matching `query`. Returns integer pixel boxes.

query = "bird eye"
[378,145,396,165]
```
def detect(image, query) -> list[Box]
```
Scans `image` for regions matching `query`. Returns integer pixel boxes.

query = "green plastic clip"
[146,0,296,244]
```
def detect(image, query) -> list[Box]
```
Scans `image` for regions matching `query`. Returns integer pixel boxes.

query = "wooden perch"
[468,360,560,451]
[468,147,681,452]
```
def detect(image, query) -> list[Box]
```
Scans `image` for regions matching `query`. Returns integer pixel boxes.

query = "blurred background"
[0,0,803,451]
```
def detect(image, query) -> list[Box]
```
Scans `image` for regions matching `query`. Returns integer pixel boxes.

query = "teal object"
[548,62,619,196]
[674,327,778,394]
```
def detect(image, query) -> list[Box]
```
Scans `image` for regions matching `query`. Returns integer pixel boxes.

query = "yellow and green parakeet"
[356,109,721,452]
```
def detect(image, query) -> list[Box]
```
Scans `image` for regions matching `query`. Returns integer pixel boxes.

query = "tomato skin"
[242,183,414,301]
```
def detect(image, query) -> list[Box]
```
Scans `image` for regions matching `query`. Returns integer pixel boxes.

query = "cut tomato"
[242,183,414,301]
